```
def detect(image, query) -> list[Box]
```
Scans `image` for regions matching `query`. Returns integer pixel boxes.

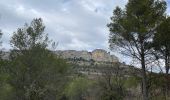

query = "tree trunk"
[165,53,169,100]
[141,52,149,100]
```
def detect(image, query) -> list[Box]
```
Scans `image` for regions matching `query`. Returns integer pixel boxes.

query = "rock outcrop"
[2,49,119,64]
[55,49,119,63]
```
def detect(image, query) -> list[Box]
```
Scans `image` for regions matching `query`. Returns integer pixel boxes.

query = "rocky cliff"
[55,49,119,63]
[2,49,119,63]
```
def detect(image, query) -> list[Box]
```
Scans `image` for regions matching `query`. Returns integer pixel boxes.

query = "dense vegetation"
[0,0,170,100]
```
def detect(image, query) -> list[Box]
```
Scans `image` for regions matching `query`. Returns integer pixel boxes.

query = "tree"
[9,18,69,100]
[0,30,2,59]
[153,16,170,99]
[107,0,166,100]
[0,31,13,100]
[98,63,126,100]
[154,17,170,75]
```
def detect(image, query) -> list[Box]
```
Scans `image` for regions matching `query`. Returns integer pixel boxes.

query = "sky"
[0,0,170,63]
[0,0,128,51]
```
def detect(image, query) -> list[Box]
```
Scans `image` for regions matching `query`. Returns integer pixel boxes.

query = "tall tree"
[9,18,69,100]
[107,0,166,100]
[0,30,2,59]
[153,16,170,99]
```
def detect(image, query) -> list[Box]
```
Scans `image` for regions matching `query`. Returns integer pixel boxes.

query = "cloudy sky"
[0,0,170,63]
[0,0,128,51]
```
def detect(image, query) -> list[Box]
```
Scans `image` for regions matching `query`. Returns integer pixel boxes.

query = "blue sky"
[0,0,170,64]
[167,0,170,13]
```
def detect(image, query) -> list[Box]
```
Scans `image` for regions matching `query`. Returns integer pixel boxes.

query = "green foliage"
[0,30,13,100]
[124,76,141,88]
[108,0,166,54]
[8,18,69,100]
[98,76,126,100]
[154,17,170,49]
[153,17,170,73]
[10,18,49,50]
[152,15,170,100]
[96,63,126,100]
[64,77,94,100]
[0,60,13,100]
[0,83,13,100]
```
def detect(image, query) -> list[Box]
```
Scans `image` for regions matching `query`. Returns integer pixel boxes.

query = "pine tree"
[108,0,166,99]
